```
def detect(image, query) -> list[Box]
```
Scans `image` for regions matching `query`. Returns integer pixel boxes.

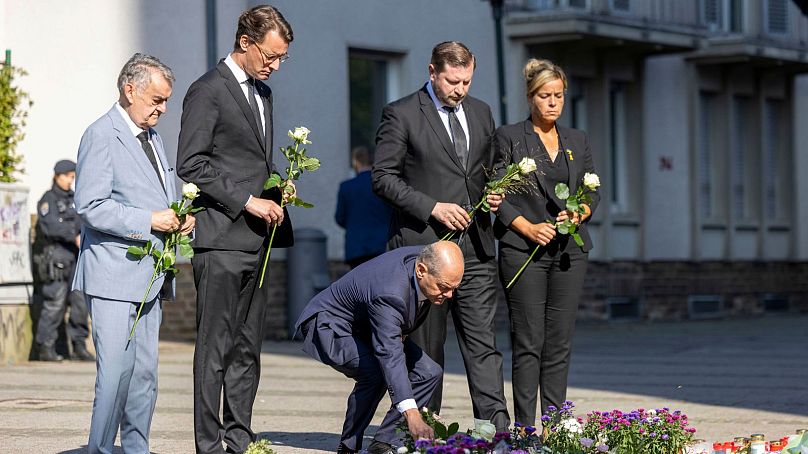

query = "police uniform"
[34,160,92,361]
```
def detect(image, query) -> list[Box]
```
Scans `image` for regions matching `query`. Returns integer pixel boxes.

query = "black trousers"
[191,248,269,454]
[36,261,89,347]
[408,238,510,430]
[499,238,588,426]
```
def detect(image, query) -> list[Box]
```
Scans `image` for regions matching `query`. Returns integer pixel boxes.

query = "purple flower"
[661,434,669,440]
[524,426,537,435]
[415,439,431,449]
[597,444,609,452]
[540,415,550,423]
[580,437,594,448]
[547,405,557,412]
[514,422,522,428]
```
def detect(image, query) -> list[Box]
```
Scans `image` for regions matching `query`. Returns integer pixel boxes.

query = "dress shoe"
[336,442,358,454]
[366,440,394,454]
[71,342,95,362]
[38,345,64,362]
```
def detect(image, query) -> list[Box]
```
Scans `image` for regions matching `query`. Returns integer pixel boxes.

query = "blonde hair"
[524,58,567,97]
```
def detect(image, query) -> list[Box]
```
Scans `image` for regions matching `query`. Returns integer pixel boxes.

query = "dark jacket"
[294,246,431,404]
[372,85,497,259]
[335,170,392,261]
[177,60,292,252]
[493,119,600,252]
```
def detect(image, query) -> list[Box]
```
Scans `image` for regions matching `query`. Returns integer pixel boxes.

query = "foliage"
[0,62,32,182]
[244,439,276,454]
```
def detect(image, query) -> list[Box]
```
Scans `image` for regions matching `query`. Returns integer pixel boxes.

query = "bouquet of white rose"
[126,183,203,340]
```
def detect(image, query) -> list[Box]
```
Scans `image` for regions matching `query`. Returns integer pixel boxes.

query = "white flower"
[288,126,312,144]
[561,418,582,434]
[397,447,409,454]
[647,409,657,415]
[583,172,600,190]
[182,182,200,200]
[518,157,537,174]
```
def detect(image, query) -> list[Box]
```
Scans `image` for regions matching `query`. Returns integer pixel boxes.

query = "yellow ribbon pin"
[566,149,574,160]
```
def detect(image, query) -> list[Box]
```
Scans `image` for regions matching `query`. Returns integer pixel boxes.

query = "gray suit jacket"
[72,105,178,302]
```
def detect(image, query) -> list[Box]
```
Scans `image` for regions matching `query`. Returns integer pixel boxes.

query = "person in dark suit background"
[493,59,600,427]
[295,241,464,454]
[335,146,392,268]
[176,5,294,453]
[372,41,510,431]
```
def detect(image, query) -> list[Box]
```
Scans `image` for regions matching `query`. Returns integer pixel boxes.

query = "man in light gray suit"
[73,53,194,454]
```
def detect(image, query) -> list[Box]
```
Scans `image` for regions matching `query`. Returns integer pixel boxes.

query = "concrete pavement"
[1,314,806,453]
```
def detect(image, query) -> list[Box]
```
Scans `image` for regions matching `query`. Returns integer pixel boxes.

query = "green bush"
[0,61,32,183]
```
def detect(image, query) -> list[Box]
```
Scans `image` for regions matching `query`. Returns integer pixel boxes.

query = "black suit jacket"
[493,119,600,252]
[177,60,293,252]
[372,84,497,259]
[294,246,431,404]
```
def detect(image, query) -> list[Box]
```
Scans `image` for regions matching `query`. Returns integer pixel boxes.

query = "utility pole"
[490,0,508,126]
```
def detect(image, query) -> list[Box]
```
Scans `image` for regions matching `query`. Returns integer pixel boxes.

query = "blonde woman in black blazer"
[493,59,600,426]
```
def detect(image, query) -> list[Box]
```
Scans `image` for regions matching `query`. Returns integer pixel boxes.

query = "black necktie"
[444,106,468,170]
[136,131,164,188]
[246,78,264,140]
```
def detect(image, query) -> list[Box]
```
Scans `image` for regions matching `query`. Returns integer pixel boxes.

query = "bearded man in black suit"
[177,5,294,454]
[372,41,510,431]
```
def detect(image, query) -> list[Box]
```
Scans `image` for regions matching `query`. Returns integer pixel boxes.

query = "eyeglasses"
[253,42,290,65]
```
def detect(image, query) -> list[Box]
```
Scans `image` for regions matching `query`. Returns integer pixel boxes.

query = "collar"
[224,53,249,85]
[114,102,147,138]
[426,81,464,114]
[413,269,427,303]
[51,183,72,197]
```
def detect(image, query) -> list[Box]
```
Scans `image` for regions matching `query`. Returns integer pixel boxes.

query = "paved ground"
[1,314,806,453]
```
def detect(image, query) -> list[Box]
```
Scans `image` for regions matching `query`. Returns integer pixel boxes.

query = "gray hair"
[416,243,442,274]
[117,53,175,94]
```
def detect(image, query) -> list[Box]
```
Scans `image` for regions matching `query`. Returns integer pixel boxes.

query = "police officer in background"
[33,159,93,362]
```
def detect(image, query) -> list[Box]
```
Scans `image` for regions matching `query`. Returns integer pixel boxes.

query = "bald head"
[415,241,464,305]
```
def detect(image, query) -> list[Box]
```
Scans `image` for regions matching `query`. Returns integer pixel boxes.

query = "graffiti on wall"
[0,184,33,286]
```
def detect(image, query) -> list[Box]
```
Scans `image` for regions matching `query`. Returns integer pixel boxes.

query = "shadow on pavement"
[57,447,157,454]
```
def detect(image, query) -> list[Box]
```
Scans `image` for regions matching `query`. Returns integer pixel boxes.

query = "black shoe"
[38,345,64,362]
[366,440,394,454]
[336,442,358,454]
[71,343,95,362]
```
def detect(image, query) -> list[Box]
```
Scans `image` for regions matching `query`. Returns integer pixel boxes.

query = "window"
[349,50,399,159]
[766,0,789,34]
[763,99,790,222]
[698,92,718,219]
[731,96,755,221]
[702,0,743,33]
[611,0,630,12]
[609,83,628,214]
[568,77,587,131]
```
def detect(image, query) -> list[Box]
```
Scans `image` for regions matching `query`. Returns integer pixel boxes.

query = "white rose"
[288,126,312,144]
[518,157,537,174]
[182,182,200,200]
[583,172,600,190]
[397,447,409,454]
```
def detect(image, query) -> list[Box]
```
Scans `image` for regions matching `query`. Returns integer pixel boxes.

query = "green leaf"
[557,222,570,235]
[283,183,295,194]
[127,246,146,257]
[179,243,195,258]
[288,197,314,208]
[434,423,447,440]
[190,206,205,213]
[179,234,192,245]
[555,183,570,200]
[447,422,459,437]
[572,232,584,247]
[264,174,282,190]
[567,199,580,213]
[170,201,181,213]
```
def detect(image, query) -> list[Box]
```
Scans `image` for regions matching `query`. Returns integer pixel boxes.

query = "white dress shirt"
[224,54,266,135]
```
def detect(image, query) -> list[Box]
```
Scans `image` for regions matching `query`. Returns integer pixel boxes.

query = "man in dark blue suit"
[335,146,392,268]
[295,241,464,454]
